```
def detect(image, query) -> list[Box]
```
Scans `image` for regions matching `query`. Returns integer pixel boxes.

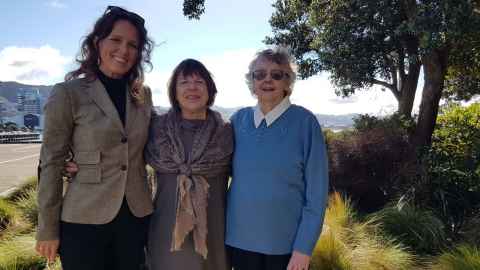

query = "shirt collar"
[254,97,291,128]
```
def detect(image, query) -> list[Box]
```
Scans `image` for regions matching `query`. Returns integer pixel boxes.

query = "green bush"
[373,203,447,255]
[429,244,480,270]
[414,103,480,237]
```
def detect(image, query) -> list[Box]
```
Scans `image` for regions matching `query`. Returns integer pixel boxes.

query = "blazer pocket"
[74,151,101,184]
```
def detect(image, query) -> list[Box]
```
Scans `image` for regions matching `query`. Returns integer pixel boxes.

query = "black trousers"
[228,245,291,270]
[59,199,149,270]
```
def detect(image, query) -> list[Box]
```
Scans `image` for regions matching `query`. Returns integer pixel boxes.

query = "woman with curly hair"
[36,6,154,270]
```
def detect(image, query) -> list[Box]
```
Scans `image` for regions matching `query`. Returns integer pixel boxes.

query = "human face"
[176,73,209,119]
[98,20,139,79]
[252,57,290,108]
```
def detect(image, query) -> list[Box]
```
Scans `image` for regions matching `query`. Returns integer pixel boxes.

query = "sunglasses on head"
[104,5,145,26]
[252,69,289,81]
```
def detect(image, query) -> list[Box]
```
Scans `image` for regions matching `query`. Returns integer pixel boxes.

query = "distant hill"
[0,81,52,103]
[154,106,357,130]
[0,81,356,130]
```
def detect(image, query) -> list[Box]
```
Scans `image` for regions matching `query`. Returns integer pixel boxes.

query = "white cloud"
[46,0,66,9]
[145,70,171,107]
[0,45,72,85]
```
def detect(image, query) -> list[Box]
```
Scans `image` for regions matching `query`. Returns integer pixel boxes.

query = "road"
[0,144,41,194]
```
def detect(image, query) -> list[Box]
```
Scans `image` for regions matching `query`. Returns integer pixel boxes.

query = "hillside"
[0,81,52,103]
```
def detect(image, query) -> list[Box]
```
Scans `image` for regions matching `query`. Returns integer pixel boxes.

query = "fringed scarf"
[145,108,233,259]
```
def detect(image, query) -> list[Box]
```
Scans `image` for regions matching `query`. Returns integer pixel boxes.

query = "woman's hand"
[287,251,310,270]
[63,161,78,177]
[35,240,60,262]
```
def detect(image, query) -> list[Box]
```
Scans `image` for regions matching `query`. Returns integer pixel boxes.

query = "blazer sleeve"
[292,114,329,255]
[36,83,74,241]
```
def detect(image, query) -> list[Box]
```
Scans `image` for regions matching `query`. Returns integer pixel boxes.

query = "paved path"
[0,144,41,194]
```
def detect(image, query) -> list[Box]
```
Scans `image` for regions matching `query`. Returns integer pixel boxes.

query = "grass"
[5,177,37,203]
[0,199,18,233]
[310,192,416,270]
[0,234,46,270]
[429,245,480,270]
[372,203,447,255]
[14,188,38,227]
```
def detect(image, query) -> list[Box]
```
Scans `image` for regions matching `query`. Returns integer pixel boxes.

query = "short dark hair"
[167,59,217,111]
[65,6,154,103]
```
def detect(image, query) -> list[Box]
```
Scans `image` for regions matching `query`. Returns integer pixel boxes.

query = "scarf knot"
[179,163,192,177]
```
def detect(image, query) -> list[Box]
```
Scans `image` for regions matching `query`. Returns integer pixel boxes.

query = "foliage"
[353,113,415,135]
[328,116,414,212]
[413,103,480,236]
[183,0,205,19]
[372,203,446,255]
[0,234,48,270]
[266,0,480,147]
[429,245,480,270]
[0,199,17,232]
[461,214,480,247]
[5,177,37,203]
[14,188,38,227]
[311,192,416,270]
[267,0,480,100]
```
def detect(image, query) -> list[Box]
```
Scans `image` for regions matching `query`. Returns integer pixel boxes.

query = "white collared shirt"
[253,97,292,128]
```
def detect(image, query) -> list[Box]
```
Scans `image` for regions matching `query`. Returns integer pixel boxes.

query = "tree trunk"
[414,49,448,148]
[398,62,421,117]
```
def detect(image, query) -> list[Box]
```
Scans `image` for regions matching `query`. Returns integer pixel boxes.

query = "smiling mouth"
[261,87,275,92]
[185,95,201,100]
[113,56,127,64]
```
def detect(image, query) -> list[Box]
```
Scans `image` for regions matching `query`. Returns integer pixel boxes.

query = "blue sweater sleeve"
[292,114,329,255]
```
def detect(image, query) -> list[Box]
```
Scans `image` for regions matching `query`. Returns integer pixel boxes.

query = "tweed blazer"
[37,77,154,241]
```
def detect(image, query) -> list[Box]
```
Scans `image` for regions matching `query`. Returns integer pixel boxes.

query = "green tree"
[266,0,480,147]
[182,0,206,19]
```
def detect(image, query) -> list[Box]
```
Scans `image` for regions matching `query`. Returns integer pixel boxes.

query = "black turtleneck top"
[97,70,127,126]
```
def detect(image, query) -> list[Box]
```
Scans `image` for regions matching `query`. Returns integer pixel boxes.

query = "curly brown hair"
[65,6,154,104]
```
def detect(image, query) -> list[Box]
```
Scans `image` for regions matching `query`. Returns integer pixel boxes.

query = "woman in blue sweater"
[226,46,329,270]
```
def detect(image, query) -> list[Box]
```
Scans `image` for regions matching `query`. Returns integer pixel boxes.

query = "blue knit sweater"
[225,105,329,255]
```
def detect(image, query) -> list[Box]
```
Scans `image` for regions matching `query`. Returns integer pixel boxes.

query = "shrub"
[310,192,416,270]
[413,103,480,237]
[372,203,447,255]
[328,125,415,212]
[429,244,480,270]
[461,214,480,246]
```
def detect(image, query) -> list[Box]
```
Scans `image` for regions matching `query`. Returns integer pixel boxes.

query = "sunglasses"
[104,5,145,26]
[252,70,289,81]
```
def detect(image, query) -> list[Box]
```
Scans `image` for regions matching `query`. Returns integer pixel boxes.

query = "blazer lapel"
[125,91,138,134]
[83,79,124,132]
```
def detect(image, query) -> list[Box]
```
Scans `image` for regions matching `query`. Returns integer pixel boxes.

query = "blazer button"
[121,165,127,171]
[121,137,128,143]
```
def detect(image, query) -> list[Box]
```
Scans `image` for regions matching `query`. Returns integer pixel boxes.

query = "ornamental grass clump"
[0,234,46,270]
[0,199,17,232]
[429,244,480,270]
[14,187,38,227]
[372,203,447,255]
[310,192,416,270]
[5,177,37,203]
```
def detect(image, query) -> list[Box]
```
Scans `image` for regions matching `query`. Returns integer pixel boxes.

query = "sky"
[0,0,423,115]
